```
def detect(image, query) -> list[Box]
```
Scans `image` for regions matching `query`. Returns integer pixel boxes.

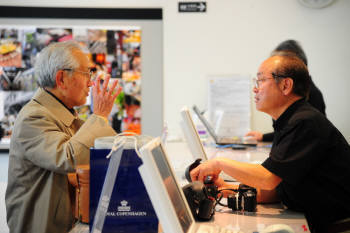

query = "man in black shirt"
[246,39,326,142]
[190,53,350,232]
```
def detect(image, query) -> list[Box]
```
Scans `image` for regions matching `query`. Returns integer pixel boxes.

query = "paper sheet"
[208,75,251,137]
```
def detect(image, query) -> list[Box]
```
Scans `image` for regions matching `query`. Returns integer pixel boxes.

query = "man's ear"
[55,70,67,89]
[281,77,294,95]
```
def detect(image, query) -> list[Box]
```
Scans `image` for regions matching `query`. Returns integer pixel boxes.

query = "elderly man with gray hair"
[5,41,121,233]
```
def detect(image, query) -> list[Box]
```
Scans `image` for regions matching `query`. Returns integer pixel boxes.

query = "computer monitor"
[180,106,236,182]
[192,105,220,143]
[192,105,257,146]
[138,138,195,233]
[180,106,208,161]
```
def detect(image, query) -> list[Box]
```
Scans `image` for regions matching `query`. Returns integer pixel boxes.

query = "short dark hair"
[271,39,308,66]
[272,52,311,98]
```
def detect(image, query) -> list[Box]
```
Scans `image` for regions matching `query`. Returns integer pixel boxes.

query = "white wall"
[1,0,350,142]
[163,0,350,141]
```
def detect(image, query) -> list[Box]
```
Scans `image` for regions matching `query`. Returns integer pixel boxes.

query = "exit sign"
[178,2,206,13]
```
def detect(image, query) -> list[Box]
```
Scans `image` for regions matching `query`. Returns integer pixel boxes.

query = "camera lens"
[228,193,241,211]
[198,198,216,220]
[242,190,257,212]
[227,195,237,210]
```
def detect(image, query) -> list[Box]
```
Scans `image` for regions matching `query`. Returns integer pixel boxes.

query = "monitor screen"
[181,107,208,161]
[193,105,218,141]
[151,145,193,232]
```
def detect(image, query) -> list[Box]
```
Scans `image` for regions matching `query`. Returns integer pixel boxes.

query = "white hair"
[35,41,83,88]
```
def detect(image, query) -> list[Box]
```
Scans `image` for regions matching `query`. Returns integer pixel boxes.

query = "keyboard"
[197,224,243,233]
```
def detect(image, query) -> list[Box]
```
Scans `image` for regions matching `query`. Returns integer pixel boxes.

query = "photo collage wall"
[0,27,142,139]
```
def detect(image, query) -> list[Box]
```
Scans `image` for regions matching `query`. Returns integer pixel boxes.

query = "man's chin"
[256,105,268,114]
[255,104,262,112]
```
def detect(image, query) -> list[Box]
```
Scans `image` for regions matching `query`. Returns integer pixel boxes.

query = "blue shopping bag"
[89,136,158,233]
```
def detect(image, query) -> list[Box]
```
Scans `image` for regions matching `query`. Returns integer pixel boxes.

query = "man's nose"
[88,80,93,87]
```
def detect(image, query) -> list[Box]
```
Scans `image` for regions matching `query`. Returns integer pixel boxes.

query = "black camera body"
[227,184,257,212]
[182,181,217,221]
[183,158,257,217]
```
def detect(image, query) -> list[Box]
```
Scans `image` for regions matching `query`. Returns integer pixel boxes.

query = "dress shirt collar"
[44,89,75,115]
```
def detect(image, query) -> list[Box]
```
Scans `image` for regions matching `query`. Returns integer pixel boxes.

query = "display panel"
[151,144,192,232]
[0,26,141,136]
[0,7,163,144]
[180,106,208,161]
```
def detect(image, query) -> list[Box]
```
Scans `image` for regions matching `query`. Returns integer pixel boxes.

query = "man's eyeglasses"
[63,68,95,81]
[253,73,289,88]
[252,77,274,88]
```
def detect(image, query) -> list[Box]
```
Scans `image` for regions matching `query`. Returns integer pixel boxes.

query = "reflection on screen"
[151,145,192,232]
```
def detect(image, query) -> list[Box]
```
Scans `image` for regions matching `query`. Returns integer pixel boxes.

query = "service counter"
[70,140,310,233]
[165,141,310,232]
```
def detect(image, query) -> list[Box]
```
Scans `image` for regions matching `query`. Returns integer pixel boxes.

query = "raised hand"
[92,74,122,118]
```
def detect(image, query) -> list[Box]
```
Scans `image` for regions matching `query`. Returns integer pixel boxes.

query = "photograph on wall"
[0,26,142,140]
